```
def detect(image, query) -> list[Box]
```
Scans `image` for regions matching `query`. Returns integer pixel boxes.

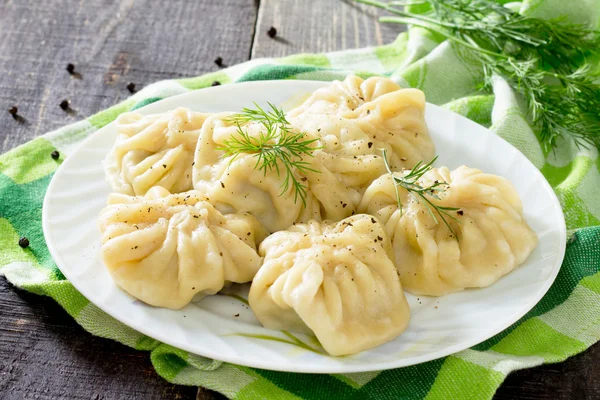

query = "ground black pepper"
[211,81,221,86]
[18,237,29,248]
[66,63,75,74]
[51,150,60,160]
[267,26,277,38]
[457,210,464,215]
[59,100,70,110]
[126,82,136,93]
[214,57,223,67]
[368,142,373,148]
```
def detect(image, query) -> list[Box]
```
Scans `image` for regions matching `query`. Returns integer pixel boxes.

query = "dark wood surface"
[251,0,400,58]
[0,1,597,399]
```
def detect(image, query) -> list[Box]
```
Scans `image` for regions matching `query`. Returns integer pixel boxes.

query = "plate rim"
[42,79,567,373]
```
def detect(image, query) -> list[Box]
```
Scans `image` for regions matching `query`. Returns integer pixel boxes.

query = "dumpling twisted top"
[249,214,410,356]
[104,108,209,196]
[99,186,267,309]
[287,76,435,220]
[359,166,538,296]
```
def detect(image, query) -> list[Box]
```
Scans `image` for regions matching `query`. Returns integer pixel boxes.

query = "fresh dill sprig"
[357,0,600,150]
[381,149,459,238]
[218,102,320,205]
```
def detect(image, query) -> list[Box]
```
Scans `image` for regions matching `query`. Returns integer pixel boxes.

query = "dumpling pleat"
[98,189,264,309]
[359,165,538,296]
[249,215,410,356]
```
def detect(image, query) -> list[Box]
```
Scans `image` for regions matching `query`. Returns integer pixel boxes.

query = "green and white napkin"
[1,0,600,398]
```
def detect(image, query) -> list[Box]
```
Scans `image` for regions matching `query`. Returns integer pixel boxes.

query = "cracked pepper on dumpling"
[286,75,435,220]
[104,107,210,196]
[359,166,538,296]
[249,214,410,356]
[98,186,267,309]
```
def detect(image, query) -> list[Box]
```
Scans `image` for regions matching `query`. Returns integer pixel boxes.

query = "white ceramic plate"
[42,80,566,373]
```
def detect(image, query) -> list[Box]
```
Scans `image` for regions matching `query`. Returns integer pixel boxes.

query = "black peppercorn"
[59,100,70,110]
[267,26,277,38]
[18,237,29,248]
[51,150,60,160]
[8,106,18,117]
[211,81,221,86]
[126,82,136,93]
[214,57,223,67]
[66,63,75,74]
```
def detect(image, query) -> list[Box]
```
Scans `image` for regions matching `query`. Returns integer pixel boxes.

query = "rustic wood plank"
[0,0,257,153]
[251,0,403,58]
[0,277,198,399]
[495,342,600,400]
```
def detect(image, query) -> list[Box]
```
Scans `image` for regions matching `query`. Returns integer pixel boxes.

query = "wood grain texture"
[1,0,598,399]
[0,277,198,400]
[494,343,600,400]
[251,0,402,58]
[0,0,257,153]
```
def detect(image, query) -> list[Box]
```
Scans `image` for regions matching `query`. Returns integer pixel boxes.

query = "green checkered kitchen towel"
[2,0,600,398]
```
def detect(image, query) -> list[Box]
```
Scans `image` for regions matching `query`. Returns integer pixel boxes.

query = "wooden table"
[1,1,598,399]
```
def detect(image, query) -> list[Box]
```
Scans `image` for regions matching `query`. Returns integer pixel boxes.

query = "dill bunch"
[381,149,459,238]
[358,0,600,150]
[218,102,320,205]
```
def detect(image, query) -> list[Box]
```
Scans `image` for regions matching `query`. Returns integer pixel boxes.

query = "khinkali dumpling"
[249,214,410,356]
[287,75,435,220]
[104,108,209,195]
[359,166,538,296]
[192,113,321,232]
[98,186,267,309]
